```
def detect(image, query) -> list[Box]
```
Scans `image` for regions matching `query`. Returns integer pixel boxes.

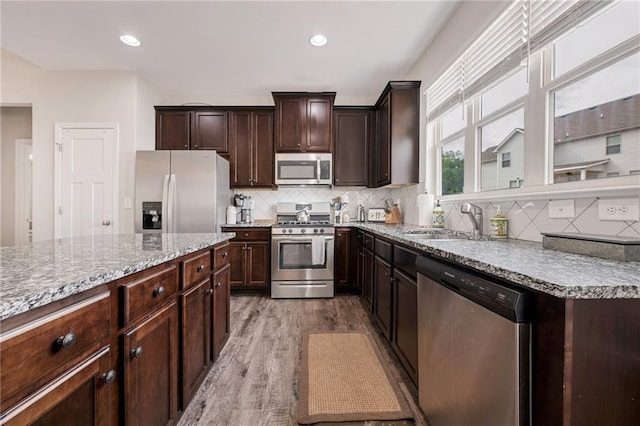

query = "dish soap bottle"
[490,206,508,238]
[432,200,444,228]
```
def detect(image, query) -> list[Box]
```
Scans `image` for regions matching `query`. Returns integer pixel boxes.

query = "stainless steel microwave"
[275,153,332,186]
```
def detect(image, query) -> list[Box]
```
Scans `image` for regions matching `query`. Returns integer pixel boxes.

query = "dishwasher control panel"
[441,264,532,322]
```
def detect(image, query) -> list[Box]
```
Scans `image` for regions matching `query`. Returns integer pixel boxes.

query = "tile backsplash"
[240,184,639,243]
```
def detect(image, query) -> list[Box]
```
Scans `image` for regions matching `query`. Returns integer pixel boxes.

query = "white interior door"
[55,124,118,239]
[14,139,33,244]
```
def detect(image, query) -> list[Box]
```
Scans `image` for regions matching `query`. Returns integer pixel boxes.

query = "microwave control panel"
[320,161,331,180]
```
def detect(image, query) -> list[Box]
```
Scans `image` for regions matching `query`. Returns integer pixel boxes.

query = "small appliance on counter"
[368,208,386,222]
[233,193,253,224]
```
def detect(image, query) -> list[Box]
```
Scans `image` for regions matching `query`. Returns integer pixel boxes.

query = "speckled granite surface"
[221,223,274,228]
[345,223,640,299]
[0,233,234,321]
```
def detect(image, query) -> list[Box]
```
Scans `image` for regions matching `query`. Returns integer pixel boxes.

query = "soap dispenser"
[432,200,444,228]
[490,206,508,238]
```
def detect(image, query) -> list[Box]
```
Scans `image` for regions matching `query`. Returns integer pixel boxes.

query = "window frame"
[428,7,640,201]
[606,134,621,155]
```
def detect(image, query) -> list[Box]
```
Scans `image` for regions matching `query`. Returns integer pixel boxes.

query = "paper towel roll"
[417,193,435,227]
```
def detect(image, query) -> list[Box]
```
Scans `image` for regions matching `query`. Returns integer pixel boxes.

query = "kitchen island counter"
[344,222,640,299]
[0,232,235,321]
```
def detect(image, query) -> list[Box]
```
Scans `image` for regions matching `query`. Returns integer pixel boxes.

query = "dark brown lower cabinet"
[228,241,269,289]
[180,279,212,409]
[123,301,178,426]
[334,228,351,288]
[373,256,393,340]
[360,247,374,312]
[2,347,112,426]
[392,270,418,383]
[212,264,231,360]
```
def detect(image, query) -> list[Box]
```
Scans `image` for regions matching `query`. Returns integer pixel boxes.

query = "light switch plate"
[123,196,132,209]
[548,199,575,218]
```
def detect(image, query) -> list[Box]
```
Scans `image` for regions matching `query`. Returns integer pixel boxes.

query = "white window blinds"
[426,0,613,121]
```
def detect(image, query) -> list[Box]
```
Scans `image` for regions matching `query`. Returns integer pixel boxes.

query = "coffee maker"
[233,193,253,223]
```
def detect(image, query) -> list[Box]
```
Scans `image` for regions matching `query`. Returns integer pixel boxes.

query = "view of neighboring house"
[481,128,524,191]
[554,93,640,182]
[481,94,640,189]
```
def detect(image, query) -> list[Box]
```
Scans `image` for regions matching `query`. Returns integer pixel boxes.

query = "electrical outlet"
[598,198,640,221]
[548,199,575,218]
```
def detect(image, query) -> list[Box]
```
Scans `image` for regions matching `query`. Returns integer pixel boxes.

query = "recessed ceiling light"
[120,34,141,47]
[309,34,327,47]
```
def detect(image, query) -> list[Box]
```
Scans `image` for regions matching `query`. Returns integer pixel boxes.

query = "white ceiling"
[1,1,459,101]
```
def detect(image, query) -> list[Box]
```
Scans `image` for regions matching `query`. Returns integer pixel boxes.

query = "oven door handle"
[272,236,334,244]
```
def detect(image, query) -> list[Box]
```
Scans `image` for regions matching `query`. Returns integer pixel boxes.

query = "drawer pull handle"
[222,252,228,257]
[56,332,76,349]
[196,265,205,273]
[131,347,143,358]
[102,370,117,384]
[244,233,249,237]
[153,286,165,297]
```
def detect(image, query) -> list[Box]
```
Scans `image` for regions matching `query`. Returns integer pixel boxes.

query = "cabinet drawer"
[213,243,231,270]
[183,250,212,289]
[363,233,375,251]
[224,228,270,241]
[375,238,393,263]
[120,264,178,326]
[0,292,110,410]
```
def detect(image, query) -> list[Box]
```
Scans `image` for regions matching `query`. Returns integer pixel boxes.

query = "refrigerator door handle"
[167,174,177,233]
[162,174,170,233]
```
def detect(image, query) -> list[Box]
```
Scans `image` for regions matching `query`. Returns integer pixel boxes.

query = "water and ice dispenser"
[142,201,162,230]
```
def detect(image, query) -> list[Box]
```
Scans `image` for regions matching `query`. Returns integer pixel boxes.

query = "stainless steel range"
[271,202,334,298]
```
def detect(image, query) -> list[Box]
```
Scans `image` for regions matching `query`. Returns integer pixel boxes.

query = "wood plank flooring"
[178,295,428,426]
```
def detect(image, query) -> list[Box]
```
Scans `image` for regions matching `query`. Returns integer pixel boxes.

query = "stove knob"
[282,229,287,234]
[301,229,306,234]
[288,229,293,234]
[314,229,318,233]
[320,229,325,233]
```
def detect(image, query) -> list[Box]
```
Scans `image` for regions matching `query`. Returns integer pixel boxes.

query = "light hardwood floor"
[178,295,428,426]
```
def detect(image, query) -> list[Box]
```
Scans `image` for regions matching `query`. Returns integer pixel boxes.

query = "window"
[606,135,621,155]
[426,0,639,197]
[502,152,511,168]
[509,178,523,188]
[440,134,464,196]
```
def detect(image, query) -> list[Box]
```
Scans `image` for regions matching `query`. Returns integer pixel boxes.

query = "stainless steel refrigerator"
[134,151,231,233]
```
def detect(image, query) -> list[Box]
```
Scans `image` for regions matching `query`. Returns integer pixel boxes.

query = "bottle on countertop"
[432,200,444,228]
[490,206,508,238]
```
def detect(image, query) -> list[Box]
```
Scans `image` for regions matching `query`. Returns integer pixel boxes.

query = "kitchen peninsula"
[0,232,234,425]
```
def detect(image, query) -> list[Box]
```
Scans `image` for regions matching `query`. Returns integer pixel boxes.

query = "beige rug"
[298,332,413,424]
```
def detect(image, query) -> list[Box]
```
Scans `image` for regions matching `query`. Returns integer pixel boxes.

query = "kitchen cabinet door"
[192,111,227,152]
[229,110,274,188]
[333,109,371,186]
[275,96,306,152]
[2,348,113,426]
[373,256,393,340]
[228,242,246,287]
[392,270,418,384]
[212,264,231,360]
[156,111,190,150]
[306,96,333,152]
[180,278,211,409]
[334,228,351,288]
[252,110,274,187]
[122,301,178,426]
[361,248,374,312]
[229,111,253,187]
[246,242,269,287]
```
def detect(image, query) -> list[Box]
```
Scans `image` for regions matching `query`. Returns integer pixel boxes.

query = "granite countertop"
[0,233,235,321]
[221,222,274,228]
[346,222,640,299]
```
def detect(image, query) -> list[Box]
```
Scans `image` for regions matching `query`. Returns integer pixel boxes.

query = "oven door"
[271,235,334,281]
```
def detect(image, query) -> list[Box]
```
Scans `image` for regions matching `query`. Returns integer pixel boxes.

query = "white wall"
[0,107,32,245]
[1,49,163,240]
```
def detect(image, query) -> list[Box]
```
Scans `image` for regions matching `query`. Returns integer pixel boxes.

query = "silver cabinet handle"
[56,332,76,349]
[102,220,111,226]
[216,282,222,288]
[196,264,205,272]
[102,370,117,384]
[131,347,143,358]
[205,288,213,295]
[153,286,165,297]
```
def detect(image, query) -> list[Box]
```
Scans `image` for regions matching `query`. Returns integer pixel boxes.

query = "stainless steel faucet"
[461,202,483,239]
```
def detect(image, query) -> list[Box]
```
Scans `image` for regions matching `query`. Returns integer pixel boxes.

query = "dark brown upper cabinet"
[229,108,275,188]
[273,92,335,153]
[372,81,420,188]
[333,107,374,186]
[155,107,228,153]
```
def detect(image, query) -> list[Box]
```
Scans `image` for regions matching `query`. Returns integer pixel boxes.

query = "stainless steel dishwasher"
[416,256,532,426]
